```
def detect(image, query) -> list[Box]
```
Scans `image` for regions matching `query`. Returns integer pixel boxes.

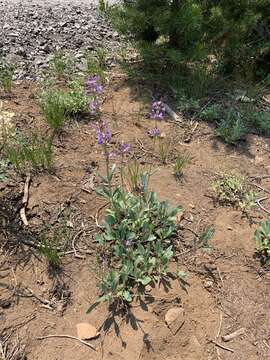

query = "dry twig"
[164,104,183,123]
[19,173,31,226]
[211,340,234,353]
[37,334,96,351]
[71,230,85,259]
[222,328,245,342]
[256,197,270,214]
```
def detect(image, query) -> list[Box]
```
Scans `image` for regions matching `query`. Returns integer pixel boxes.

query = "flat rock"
[76,322,100,340]
[165,307,185,335]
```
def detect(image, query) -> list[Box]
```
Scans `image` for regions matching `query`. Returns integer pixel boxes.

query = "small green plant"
[200,104,221,122]
[88,123,181,311]
[96,48,107,70]
[66,79,89,114]
[254,220,270,259]
[197,226,215,252]
[125,159,150,193]
[88,187,180,310]
[239,190,257,213]
[172,152,192,180]
[49,52,72,79]
[250,111,270,136]
[0,59,15,93]
[4,131,53,173]
[39,215,72,268]
[0,159,9,181]
[178,96,201,113]
[99,0,109,13]
[39,233,61,268]
[84,50,106,79]
[216,110,246,144]
[40,89,68,132]
[158,139,171,164]
[212,172,256,212]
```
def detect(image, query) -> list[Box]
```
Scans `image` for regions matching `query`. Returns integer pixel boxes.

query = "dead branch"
[0,282,52,308]
[256,197,270,214]
[250,182,270,195]
[37,334,96,351]
[71,230,85,259]
[164,103,183,123]
[211,340,235,353]
[222,328,245,342]
[19,173,31,226]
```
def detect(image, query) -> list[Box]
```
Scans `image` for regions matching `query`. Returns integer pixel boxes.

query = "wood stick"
[37,334,96,351]
[211,340,234,353]
[250,182,270,195]
[20,173,31,226]
[164,104,183,123]
[256,197,270,214]
[222,328,245,342]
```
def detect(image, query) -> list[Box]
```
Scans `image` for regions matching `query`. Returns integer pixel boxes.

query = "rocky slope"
[0,0,120,78]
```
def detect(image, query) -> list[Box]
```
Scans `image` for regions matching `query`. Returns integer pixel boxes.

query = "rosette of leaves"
[88,187,180,311]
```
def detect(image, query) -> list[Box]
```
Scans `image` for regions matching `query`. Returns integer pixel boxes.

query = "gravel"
[0,0,121,79]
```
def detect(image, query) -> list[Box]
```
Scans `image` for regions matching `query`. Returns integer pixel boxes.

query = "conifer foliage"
[113,0,270,76]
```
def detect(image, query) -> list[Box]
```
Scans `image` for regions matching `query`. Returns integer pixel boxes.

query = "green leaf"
[138,276,152,286]
[105,214,116,226]
[122,290,132,302]
[95,233,105,244]
[147,234,156,242]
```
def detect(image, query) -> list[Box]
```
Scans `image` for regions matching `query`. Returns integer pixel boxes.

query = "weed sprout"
[40,89,67,132]
[173,152,192,180]
[158,139,171,164]
[49,51,72,79]
[216,110,246,144]
[0,59,15,94]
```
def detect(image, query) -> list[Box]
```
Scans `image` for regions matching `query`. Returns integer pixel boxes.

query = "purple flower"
[123,239,132,250]
[119,142,131,154]
[93,121,111,146]
[150,99,166,120]
[89,99,99,115]
[97,129,104,145]
[105,127,111,143]
[148,127,161,138]
[85,76,103,95]
[95,84,103,94]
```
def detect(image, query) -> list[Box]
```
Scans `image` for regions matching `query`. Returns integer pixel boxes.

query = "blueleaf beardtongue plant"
[87,121,181,312]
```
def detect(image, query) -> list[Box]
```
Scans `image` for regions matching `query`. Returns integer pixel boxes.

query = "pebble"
[165,307,185,335]
[76,322,100,340]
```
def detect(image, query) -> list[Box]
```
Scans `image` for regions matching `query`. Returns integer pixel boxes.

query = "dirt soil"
[1,77,270,360]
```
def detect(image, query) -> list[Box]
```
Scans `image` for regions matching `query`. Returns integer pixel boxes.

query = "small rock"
[145,284,153,292]
[0,299,12,309]
[204,280,213,289]
[76,323,99,340]
[165,307,185,335]
[66,220,74,228]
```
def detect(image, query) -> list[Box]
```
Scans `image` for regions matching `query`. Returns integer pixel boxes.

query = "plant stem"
[103,142,111,194]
